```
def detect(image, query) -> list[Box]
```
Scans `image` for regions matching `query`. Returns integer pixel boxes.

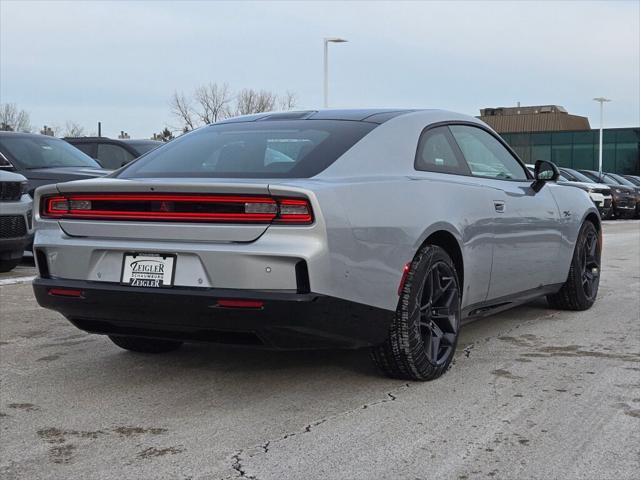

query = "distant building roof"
[479,105,590,133]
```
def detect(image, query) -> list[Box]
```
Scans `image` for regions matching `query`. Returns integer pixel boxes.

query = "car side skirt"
[461,283,564,321]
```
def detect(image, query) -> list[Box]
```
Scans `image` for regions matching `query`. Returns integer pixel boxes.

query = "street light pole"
[593,97,611,175]
[323,37,348,108]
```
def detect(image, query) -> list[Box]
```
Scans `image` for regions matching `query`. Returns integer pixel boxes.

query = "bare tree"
[170,85,297,128]
[62,121,86,137]
[0,103,31,132]
[278,91,297,111]
[170,91,196,132]
[194,82,232,124]
[152,127,175,142]
[235,89,277,115]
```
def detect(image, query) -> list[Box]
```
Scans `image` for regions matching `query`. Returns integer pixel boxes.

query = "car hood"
[608,184,637,195]
[559,180,610,192]
[0,169,28,182]
[24,166,110,180]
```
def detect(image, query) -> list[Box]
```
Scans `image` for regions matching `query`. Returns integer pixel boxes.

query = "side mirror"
[532,160,559,192]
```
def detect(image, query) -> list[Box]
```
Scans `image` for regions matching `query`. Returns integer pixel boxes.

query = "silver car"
[31,109,601,381]
[0,170,33,272]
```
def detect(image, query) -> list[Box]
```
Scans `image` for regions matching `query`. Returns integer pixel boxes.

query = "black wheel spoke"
[414,258,461,366]
[426,333,441,364]
[579,230,601,300]
[441,332,457,347]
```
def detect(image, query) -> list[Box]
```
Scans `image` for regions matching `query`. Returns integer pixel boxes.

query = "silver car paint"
[32,110,598,312]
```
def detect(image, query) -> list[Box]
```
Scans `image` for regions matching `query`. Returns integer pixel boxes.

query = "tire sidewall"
[400,245,461,375]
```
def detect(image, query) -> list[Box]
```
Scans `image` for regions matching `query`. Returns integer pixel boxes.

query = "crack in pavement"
[226,383,411,479]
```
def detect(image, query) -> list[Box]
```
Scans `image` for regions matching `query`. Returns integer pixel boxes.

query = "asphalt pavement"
[0,221,638,480]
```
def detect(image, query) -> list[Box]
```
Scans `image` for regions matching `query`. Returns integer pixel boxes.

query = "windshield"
[575,170,613,184]
[608,173,636,187]
[0,135,100,169]
[561,169,592,183]
[118,120,376,179]
[625,176,640,186]
[558,170,576,181]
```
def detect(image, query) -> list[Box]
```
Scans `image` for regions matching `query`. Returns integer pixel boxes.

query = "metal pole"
[323,39,329,108]
[322,38,347,109]
[598,101,603,174]
[593,97,611,175]
[98,122,102,137]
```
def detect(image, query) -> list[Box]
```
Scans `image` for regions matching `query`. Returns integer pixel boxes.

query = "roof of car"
[0,131,61,139]
[216,109,422,125]
[65,137,161,144]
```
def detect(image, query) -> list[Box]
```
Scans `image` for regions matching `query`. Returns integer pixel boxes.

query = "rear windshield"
[117,120,376,179]
[0,136,100,169]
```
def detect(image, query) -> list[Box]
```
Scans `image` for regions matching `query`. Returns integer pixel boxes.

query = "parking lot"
[0,220,638,480]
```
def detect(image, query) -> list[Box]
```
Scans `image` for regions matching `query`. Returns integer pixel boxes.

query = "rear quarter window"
[117,120,376,179]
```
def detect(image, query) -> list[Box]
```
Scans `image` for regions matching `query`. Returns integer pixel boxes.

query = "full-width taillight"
[40,193,313,225]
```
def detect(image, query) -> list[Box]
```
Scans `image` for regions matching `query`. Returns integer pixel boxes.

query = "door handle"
[493,201,505,213]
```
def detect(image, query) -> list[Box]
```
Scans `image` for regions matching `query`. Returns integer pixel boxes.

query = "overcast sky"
[1,0,638,138]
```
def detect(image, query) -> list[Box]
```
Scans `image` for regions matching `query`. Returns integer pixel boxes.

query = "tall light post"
[323,37,348,108]
[593,97,611,175]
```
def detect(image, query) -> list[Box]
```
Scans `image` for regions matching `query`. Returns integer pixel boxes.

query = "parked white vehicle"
[526,164,612,217]
[0,170,33,272]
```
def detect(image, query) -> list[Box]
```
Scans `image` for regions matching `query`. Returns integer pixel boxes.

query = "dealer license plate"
[121,253,176,288]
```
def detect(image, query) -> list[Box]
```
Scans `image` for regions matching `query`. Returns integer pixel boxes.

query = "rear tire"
[0,258,21,273]
[547,221,600,311]
[371,245,461,381]
[108,335,183,354]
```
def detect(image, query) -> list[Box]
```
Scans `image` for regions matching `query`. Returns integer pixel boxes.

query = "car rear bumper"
[32,278,394,349]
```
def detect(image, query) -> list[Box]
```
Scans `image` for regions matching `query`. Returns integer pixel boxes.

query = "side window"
[72,142,96,158]
[97,143,135,169]
[449,125,528,180]
[415,126,469,175]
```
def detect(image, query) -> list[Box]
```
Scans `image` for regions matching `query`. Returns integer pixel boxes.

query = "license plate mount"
[121,253,176,288]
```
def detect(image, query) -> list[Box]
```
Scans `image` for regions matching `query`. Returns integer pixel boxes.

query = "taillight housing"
[40,193,313,225]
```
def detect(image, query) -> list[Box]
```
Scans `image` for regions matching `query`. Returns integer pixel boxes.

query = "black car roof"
[65,137,161,144]
[0,131,62,139]
[216,109,420,125]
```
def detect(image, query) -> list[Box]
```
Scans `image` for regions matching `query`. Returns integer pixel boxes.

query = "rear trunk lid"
[53,178,276,243]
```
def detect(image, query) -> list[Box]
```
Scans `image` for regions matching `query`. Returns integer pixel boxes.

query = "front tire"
[547,220,600,311]
[109,335,183,353]
[371,245,461,381]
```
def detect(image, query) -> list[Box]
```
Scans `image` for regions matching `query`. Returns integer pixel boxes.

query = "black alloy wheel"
[371,245,461,381]
[415,261,460,366]
[580,228,600,302]
[547,220,600,311]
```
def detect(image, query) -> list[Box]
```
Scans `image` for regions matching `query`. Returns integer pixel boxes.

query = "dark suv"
[65,137,162,169]
[0,132,109,196]
[578,169,637,219]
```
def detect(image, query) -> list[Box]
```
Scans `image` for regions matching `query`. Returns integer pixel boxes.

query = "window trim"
[413,125,472,176]
[414,121,534,182]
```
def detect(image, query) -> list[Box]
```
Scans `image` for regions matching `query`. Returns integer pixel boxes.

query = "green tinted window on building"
[497,128,639,175]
